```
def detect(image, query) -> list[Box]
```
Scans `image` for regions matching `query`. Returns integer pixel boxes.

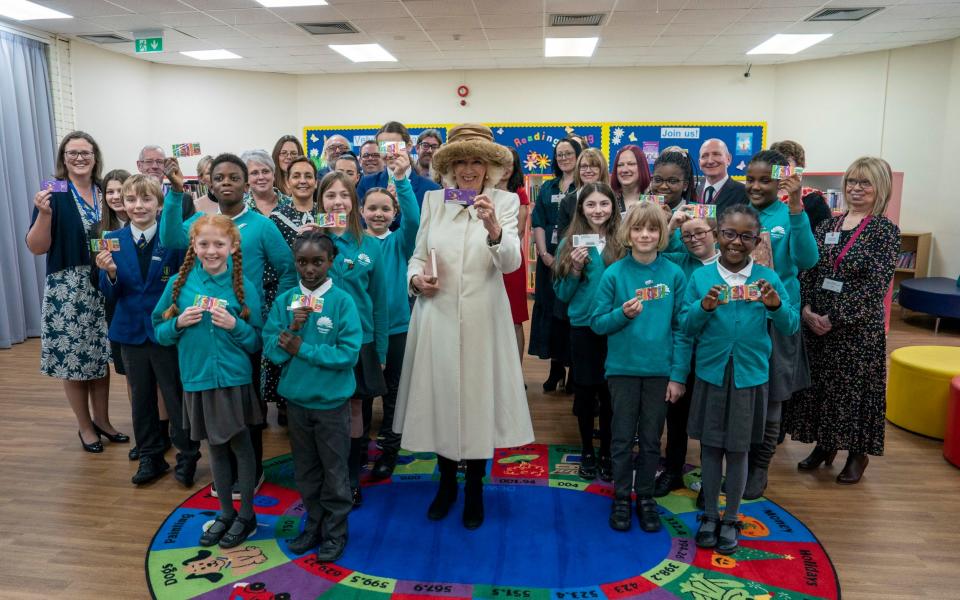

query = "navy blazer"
[356,168,440,230]
[99,226,184,345]
[696,177,749,218]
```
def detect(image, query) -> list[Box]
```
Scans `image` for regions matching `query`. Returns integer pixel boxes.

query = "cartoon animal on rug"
[181,546,268,583]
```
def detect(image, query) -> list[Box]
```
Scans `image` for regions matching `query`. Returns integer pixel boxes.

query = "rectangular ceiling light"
[0,0,72,20]
[255,0,327,6]
[180,49,242,60]
[545,37,598,58]
[747,33,832,55]
[329,43,397,63]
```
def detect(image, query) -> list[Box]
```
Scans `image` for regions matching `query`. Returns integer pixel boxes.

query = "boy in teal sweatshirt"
[262,231,361,563]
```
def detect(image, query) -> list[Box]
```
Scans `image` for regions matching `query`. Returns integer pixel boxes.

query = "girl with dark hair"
[263,230,362,561]
[682,204,798,555]
[651,149,696,210]
[27,131,125,453]
[611,145,653,212]
[272,135,304,196]
[553,182,625,482]
[529,137,581,392]
[153,215,264,549]
[100,169,131,232]
[497,147,531,363]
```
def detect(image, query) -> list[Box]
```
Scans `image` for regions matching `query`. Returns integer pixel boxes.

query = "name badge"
[551,229,558,244]
[822,278,843,293]
[825,231,841,245]
[551,194,563,204]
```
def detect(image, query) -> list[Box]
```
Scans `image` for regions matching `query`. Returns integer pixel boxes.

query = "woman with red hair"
[611,145,652,213]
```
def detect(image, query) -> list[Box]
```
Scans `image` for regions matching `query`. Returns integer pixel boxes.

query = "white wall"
[69,39,960,276]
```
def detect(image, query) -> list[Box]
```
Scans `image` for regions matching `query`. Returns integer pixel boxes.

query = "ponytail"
[231,247,251,320]
[162,246,196,320]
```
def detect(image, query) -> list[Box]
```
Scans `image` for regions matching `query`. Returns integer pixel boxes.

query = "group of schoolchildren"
[95,130,424,562]
[550,147,815,555]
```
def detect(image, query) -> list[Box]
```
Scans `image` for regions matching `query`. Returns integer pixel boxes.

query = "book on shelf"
[896,251,917,269]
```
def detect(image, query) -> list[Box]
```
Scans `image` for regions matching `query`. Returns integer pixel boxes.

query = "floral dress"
[40,191,109,380]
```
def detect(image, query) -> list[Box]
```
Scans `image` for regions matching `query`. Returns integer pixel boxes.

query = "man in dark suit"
[137,145,196,220]
[696,138,748,216]
[356,121,440,230]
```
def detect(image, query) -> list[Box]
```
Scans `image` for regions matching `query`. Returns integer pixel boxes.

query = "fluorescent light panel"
[329,44,397,63]
[747,33,832,55]
[545,37,598,58]
[255,0,327,6]
[180,50,242,60]
[0,0,72,20]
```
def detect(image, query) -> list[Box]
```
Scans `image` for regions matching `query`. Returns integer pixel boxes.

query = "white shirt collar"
[130,222,158,244]
[375,230,391,240]
[700,251,720,265]
[717,258,753,286]
[219,205,249,221]
[704,174,729,196]
[300,279,332,299]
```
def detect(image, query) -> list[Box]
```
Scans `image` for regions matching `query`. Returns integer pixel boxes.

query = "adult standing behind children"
[697,139,748,216]
[356,122,441,215]
[27,131,126,453]
[394,123,534,530]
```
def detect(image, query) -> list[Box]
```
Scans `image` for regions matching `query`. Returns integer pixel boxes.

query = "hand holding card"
[757,278,782,310]
[90,238,121,252]
[41,179,68,193]
[164,158,184,192]
[443,188,477,206]
[702,284,724,311]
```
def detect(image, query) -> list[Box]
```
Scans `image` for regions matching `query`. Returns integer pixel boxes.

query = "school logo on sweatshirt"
[357,253,372,266]
[769,225,786,240]
[316,316,333,334]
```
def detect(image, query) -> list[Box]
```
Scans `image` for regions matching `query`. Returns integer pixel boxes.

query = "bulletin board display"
[303,125,448,165]
[607,122,766,180]
[487,123,604,176]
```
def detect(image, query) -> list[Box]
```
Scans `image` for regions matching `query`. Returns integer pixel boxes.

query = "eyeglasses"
[278,150,299,158]
[579,164,599,171]
[418,142,440,151]
[138,159,163,167]
[681,229,712,242]
[556,152,576,160]
[652,176,683,186]
[719,229,759,244]
[845,178,874,190]
[326,144,350,154]
[66,150,94,160]
[360,153,381,160]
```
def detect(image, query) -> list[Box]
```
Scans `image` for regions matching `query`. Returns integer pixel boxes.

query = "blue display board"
[488,123,603,176]
[606,122,766,179]
[303,125,448,165]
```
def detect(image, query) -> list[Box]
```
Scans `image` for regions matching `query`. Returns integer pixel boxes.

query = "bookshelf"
[893,232,932,302]
[524,175,549,294]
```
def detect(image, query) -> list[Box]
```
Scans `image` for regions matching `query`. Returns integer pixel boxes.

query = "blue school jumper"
[553,241,611,328]
[754,200,818,307]
[357,168,439,231]
[328,231,389,364]
[373,177,420,335]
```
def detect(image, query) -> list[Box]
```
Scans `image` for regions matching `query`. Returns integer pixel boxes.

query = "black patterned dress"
[783,215,900,456]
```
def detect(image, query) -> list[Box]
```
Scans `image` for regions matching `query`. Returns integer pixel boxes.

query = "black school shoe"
[654,471,684,498]
[199,515,234,547]
[716,519,742,555]
[316,536,347,562]
[578,454,598,480]
[174,453,200,487]
[352,487,362,508]
[287,529,322,555]
[597,455,613,482]
[128,446,140,461]
[636,498,662,532]
[609,499,632,531]
[371,451,397,480]
[220,515,258,549]
[131,455,170,485]
[695,514,719,548]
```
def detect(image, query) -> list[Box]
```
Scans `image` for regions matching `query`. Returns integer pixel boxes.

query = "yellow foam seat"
[886,346,960,439]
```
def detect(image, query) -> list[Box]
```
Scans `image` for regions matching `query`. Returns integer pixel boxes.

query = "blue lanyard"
[68,181,100,225]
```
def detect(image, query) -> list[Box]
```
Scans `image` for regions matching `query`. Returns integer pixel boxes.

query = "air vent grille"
[298,21,359,35]
[806,7,884,21]
[78,33,130,44]
[550,14,604,27]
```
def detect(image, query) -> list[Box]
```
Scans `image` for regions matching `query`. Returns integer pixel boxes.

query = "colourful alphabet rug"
[146,444,840,599]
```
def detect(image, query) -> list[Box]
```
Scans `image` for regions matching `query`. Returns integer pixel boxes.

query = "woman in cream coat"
[394,124,534,530]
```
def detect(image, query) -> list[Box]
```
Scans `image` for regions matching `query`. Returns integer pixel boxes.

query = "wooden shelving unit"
[893,232,932,302]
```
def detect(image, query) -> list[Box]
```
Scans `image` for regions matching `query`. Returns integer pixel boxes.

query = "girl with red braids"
[152,215,264,549]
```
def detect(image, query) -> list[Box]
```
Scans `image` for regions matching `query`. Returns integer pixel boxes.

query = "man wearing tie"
[697,139,748,215]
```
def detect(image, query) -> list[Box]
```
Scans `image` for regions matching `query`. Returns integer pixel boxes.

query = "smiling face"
[630,222,661,254]
[137,147,165,182]
[64,138,96,181]
[193,224,237,275]
[287,161,317,203]
[417,135,441,169]
[699,140,731,182]
[278,141,299,173]
[745,161,779,209]
[717,212,760,270]
[359,141,384,175]
[554,141,577,176]
[296,242,333,290]
[844,170,877,215]
[616,151,639,188]
[453,158,487,192]
[105,179,126,215]
[335,157,359,186]
[211,162,249,208]
[581,191,613,230]
[324,136,350,162]
[680,218,717,259]
[361,191,396,236]
[123,191,160,229]
[578,158,602,185]
[247,161,275,196]
[651,162,688,206]
[321,179,353,214]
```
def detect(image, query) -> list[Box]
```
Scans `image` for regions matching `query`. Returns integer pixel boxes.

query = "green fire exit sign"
[135,37,163,53]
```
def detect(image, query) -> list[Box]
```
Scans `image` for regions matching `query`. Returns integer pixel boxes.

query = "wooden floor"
[1,311,959,599]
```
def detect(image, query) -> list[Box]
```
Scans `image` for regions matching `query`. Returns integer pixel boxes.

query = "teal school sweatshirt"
[328,231,389,363]
[755,200,818,307]
[553,239,612,328]
[371,177,419,335]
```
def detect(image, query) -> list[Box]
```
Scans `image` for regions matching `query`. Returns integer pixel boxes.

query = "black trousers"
[663,370,695,476]
[121,342,199,461]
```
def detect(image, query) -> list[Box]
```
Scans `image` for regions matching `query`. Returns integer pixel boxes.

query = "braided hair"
[293,229,338,259]
[718,203,761,231]
[652,149,696,204]
[748,149,788,172]
[161,215,250,320]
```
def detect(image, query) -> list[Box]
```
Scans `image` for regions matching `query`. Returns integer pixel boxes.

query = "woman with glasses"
[529,138,581,392]
[742,150,819,499]
[611,145,654,213]
[27,131,127,453]
[272,135,304,197]
[556,148,610,237]
[784,157,900,485]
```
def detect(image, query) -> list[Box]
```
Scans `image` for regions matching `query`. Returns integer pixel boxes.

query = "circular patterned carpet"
[146,443,840,600]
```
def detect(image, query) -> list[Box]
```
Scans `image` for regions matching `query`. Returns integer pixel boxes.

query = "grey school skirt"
[184,383,264,445]
[354,341,387,400]
[768,323,811,404]
[688,359,767,452]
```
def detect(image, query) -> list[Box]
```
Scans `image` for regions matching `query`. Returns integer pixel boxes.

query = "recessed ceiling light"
[0,0,72,20]
[180,50,242,60]
[329,44,397,63]
[545,37,598,58]
[255,0,327,6]
[747,33,832,55]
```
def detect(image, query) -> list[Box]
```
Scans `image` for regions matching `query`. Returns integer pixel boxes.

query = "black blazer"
[697,177,748,217]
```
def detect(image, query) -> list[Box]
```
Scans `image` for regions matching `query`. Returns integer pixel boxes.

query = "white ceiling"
[10,0,960,73]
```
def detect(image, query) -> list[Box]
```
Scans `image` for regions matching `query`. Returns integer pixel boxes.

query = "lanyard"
[832,214,872,272]
[69,181,100,225]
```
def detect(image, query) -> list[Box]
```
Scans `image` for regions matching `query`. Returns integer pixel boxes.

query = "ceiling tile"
[172,0,261,8]
[155,12,224,27]
[351,17,425,33]
[476,0,543,13]
[40,0,132,17]
[487,38,542,50]
[235,22,302,35]
[607,10,678,26]
[479,13,543,28]
[614,0,684,9]
[414,16,483,30]
[84,13,166,29]
[545,0,617,11]
[206,9,283,25]
[263,5,342,22]
[672,9,750,24]
[719,20,796,35]
[403,0,476,17]
[108,0,197,14]
[685,0,759,8]
[432,39,490,50]
[741,7,818,22]
[481,27,534,40]
[331,1,408,19]
[32,18,111,34]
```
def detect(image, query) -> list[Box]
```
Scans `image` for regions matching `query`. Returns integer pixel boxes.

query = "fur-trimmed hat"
[431,123,513,189]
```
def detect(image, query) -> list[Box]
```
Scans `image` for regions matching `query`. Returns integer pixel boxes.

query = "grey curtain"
[0,30,54,348]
